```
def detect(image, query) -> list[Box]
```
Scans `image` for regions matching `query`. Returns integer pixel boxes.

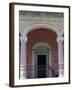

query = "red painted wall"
[26,28,58,78]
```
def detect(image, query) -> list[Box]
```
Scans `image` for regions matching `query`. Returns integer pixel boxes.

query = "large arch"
[26,28,58,78]
[20,24,64,79]
[21,24,59,37]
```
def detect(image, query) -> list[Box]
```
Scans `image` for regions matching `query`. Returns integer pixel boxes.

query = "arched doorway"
[32,42,52,78]
[26,28,58,79]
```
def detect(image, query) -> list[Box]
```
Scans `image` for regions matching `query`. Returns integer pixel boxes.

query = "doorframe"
[37,55,47,78]
[36,53,49,78]
[32,42,52,78]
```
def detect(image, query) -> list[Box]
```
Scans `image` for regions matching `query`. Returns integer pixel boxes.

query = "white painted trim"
[25,24,59,35]
[20,23,63,42]
[33,42,51,50]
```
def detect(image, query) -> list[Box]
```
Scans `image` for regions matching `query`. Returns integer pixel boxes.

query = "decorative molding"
[20,35,28,43]
[57,33,64,43]
[19,23,64,37]
[33,42,51,50]
[23,24,59,35]
[19,12,64,36]
[19,11,64,43]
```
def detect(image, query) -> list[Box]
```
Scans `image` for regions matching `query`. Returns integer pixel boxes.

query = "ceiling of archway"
[19,11,64,35]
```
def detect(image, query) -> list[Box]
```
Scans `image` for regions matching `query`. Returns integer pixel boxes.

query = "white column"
[57,35,64,77]
[20,36,27,79]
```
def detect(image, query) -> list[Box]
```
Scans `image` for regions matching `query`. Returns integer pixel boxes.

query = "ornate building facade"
[19,11,64,79]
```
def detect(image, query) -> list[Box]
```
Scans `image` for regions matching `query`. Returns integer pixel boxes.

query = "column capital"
[57,34,64,43]
[20,35,28,43]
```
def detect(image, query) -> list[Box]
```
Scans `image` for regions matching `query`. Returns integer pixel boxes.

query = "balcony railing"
[19,64,64,79]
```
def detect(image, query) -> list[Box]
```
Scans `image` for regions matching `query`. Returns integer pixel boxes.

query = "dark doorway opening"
[37,55,46,78]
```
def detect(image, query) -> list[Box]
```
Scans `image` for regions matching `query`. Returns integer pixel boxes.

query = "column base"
[20,65,26,79]
[59,70,64,77]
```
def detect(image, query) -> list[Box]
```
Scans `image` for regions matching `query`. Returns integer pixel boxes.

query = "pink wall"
[26,28,58,78]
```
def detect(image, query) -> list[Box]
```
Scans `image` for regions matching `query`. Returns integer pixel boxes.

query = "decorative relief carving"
[19,12,64,36]
[57,33,64,43]
[20,35,27,42]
